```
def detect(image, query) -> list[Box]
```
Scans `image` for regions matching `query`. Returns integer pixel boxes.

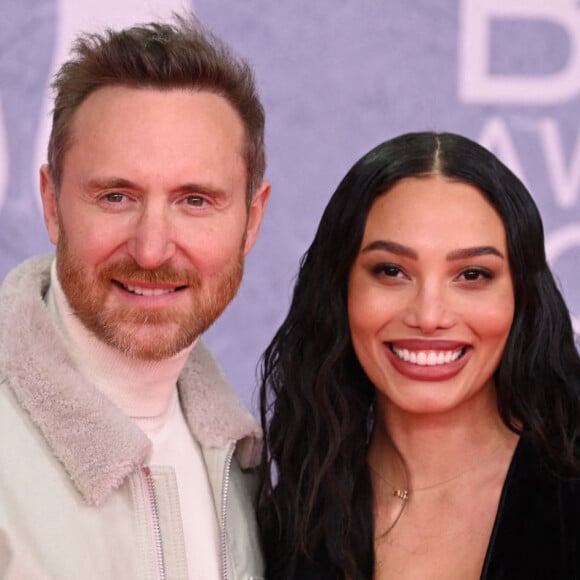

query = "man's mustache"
[99,259,201,288]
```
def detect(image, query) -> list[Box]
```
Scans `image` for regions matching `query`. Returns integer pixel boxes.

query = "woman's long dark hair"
[257,132,580,579]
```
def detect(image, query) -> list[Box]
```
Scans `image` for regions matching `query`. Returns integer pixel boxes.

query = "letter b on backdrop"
[459,0,580,105]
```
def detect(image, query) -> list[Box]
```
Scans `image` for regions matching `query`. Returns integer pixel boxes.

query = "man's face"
[40,87,269,360]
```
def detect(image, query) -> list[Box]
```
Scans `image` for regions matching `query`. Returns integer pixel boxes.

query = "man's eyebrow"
[361,240,505,260]
[174,183,228,198]
[85,177,136,190]
[85,178,228,198]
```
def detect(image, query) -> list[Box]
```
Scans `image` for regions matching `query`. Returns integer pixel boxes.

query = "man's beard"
[56,232,244,361]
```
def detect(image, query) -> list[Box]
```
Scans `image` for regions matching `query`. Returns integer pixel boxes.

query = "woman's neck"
[368,390,519,492]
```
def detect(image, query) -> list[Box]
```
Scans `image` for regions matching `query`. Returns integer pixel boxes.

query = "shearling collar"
[0,255,262,505]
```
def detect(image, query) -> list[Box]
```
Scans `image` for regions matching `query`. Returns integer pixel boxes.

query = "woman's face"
[347,175,514,418]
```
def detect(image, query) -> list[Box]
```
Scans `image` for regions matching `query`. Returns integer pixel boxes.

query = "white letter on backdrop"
[458,0,580,104]
[477,116,527,184]
[537,118,580,209]
[546,224,580,335]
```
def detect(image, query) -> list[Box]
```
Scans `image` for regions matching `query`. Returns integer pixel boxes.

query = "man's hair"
[47,14,266,203]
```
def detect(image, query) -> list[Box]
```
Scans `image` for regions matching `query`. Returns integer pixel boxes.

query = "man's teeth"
[391,346,464,366]
[124,284,176,296]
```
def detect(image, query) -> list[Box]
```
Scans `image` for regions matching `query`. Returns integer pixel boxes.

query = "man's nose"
[127,205,177,270]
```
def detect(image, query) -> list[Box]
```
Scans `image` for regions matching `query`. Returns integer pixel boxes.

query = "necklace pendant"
[392,489,409,500]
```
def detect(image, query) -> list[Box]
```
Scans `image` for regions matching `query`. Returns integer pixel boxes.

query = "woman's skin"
[348,176,519,579]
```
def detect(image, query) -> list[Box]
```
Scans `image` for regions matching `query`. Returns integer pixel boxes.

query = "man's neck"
[45,258,195,433]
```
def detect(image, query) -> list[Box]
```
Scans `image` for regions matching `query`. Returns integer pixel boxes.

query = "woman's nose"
[402,284,455,334]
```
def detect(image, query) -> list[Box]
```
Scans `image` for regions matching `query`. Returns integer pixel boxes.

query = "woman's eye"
[461,269,492,282]
[372,264,403,278]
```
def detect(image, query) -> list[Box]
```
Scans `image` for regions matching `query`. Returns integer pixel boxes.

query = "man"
[0,16,270,580]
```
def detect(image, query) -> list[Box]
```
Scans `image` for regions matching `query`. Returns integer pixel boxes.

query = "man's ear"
[243,180,271,256]
[39,164,60,245]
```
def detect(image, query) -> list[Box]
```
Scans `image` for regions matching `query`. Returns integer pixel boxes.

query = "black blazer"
[279,434,580,579]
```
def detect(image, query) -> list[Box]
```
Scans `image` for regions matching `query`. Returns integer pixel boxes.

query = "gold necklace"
[368,433,513,502]
[369,460,487,502]
[369,464,409,500]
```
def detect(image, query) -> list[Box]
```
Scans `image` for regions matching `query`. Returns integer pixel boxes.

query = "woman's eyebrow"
[361,240,417,259]
[361,240,505,261]
[446,246,505,260]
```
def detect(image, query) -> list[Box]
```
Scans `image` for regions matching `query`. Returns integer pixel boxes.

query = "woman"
[257,132,580,579]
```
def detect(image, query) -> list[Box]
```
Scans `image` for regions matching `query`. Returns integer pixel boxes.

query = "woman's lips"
[385,340,472,381]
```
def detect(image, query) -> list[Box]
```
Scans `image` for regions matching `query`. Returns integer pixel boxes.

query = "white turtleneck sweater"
[45,259,220,579]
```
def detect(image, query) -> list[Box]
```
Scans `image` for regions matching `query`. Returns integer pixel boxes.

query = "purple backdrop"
[1,0,579,413]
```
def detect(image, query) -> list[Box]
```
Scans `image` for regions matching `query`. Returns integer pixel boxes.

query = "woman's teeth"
[391,345,465,366]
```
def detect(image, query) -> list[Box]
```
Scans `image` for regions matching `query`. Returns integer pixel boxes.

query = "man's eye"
[186,196,206,207]
[104,192,126,203]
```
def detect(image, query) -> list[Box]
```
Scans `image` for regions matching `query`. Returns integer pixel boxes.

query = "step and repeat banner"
[1,0,579,412]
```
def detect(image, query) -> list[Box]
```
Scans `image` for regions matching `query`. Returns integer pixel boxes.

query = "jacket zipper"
[143,466,167,580]
[220,442,236,580]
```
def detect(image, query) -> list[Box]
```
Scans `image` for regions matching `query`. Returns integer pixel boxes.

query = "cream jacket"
[0,256,264,579]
